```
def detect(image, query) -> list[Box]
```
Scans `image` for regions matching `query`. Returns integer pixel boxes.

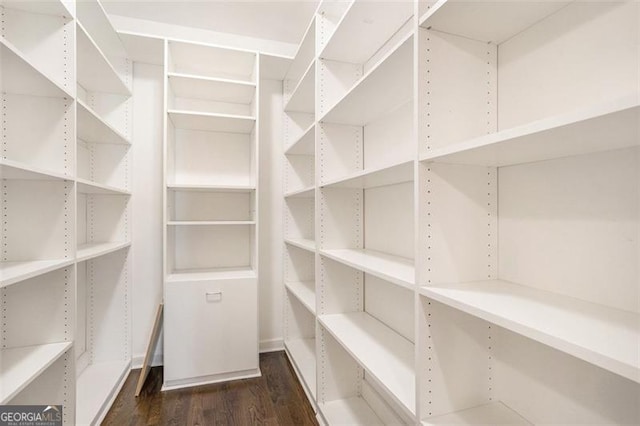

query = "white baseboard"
[260,338,284,353]
[132,351,164,369]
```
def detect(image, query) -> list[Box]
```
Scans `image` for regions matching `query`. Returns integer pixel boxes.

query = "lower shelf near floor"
[319,396,384,426]
[285,338,316,400]
[422,401,531,425]
[76,360,131,426]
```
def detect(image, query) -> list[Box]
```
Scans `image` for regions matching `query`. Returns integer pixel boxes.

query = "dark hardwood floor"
[103,351,318,426]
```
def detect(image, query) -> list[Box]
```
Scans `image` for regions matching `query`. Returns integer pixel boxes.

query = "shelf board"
[321,160,413,189]
[320,0,413,64]
[321,34,413,126]
[319,397,384,426]
[285,281,316,315]
[168,72,256,104]
[419,0,570,44]
[284,60,315,114]
[0,0,72,17]
[77,22,130,96]
[167,183,255,193]
[76,360,130,426]
[167,266,257,283]
[285,18,315,83]
[77,99,131,145]
[320,248,414,290]
[0,36,72,98]
[285,123,315,156]
[167,221,255,226]
[284,338,316,398]
[77,178,130,195]
[118,31,164,66]
[168,110,255,134]
[0,342,72,404]
[1,259,74,288]
[0,158,71,181]
[260,53,292,80]
[421,98,640,167]
[76,241,131,263]
[422,401,531,425]
[319,312,416,418]
[420,280,640,384]
[284,186,315,198]
[285,238,315,253]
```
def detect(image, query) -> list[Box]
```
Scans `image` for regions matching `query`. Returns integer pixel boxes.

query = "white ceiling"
[101,0,319,44]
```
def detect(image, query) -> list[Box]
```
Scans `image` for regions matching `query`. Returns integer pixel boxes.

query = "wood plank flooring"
[103,351,318,426]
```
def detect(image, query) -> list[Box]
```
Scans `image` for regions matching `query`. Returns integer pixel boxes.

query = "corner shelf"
[320,248,414,290]
[285,18,315,85]
[167,110,256,134]
[420,98,640,167]
[285,238,316,253]
[284,186,315,198]
[319,397,383,426]
[167,72,256,104]
[77,99,131,145]
[0,342,72,404]
[285,60,315,114]
[76,241,131,263]
[319,312,416,418]
[76,22,130,95]
[420,280,640,384]
[0,259,74,288]
[285,123,315,156]
[0,0,72,18]
[285,281,316,315]
[422,401,531,426]
[321,160,413,189]
[0,158,71,181]
[284,338,316,398]
[166,266,257,283]
[77,178,130,195]
[76,360,130,426]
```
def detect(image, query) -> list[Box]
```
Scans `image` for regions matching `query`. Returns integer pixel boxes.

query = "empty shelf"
[285,60,315,114]
[168,110,255,134]
[0,342,72,404]
[319,397,384,426]
[286,281,316,314]
[319,312,415,417]
[285,338,316,398]
[285,124,315,156]
[321,160,413,189]
[284,186,315,198]
[167,221,255,226]
[77,99,131,145]
[423,401,531,425]
[167,183,255,192]
[76,360,130,426]
[1,259,74,288]
[0,0,71,17]
[320,248,414,289]
[285,238,315,252]
[77,241,131,262]
[421,280,640,383]
[421,98,640,167]
[168,73,256,104]
[285,18,315,83]
[0,158,71,181]
[77,178,130,195]
[167,267,257,283]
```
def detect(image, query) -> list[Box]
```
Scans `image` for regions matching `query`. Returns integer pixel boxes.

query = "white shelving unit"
[163,39,261,389]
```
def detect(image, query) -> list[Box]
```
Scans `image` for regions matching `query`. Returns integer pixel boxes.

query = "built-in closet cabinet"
[1,0,132,424]
[283,1,639,425]
[162,40,261,389]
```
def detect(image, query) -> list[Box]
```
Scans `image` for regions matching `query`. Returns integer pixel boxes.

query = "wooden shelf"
[284,186,315,198]
[286,281,316,315]
[0,158,71,181]
[76,360,130,426]
[421,280,640,383]
[76,241,131,263]
[320,1,413,64]
[321,34,413,126]
[77,178,130,195]
[77,22,130,96]
[419,0,570,44]
[167,221,255,226]
[421,98,640,167]
[321,160,413,189]
[285,60,315,114]
[168,110,255,134]
[285,124,315,156]
[1,259,74,288]
[77,99,131,145]
[319,312,416,418]
[285,238,315,253]
[285,338,316,398]
[320,248,414,290]
[0,36,72,98]
[319,397,383,426]
[0,0,72,17]
[166,266,257,283]
[286,18,315,84]
[168,73,256,104]
[0,342,72,404]
[422,401,531,425]
[167,183,255,193]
